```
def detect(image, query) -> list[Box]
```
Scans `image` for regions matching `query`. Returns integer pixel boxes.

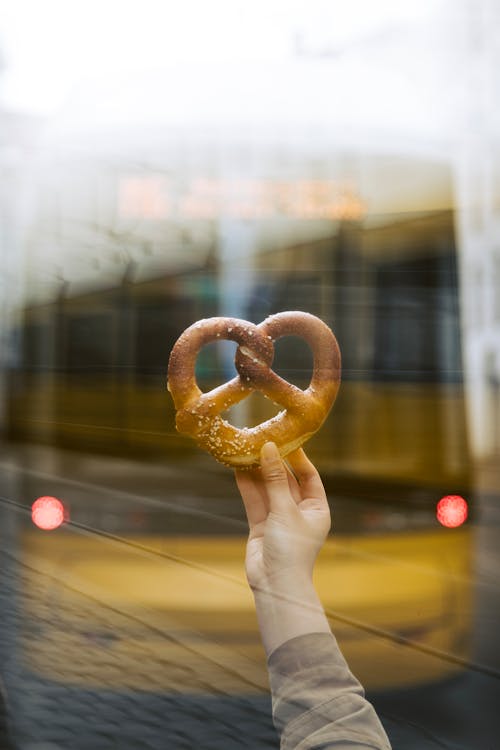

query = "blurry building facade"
[0,55,43,436]
[453,0,500,460]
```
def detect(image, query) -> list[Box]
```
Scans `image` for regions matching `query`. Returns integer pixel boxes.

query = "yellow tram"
[5,151,474,695]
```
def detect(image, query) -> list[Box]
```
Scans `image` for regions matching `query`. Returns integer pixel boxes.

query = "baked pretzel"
[167,311,341,468]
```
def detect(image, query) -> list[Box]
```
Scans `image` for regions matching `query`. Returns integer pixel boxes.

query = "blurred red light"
[31,496,66,530]
[436,495,468,528]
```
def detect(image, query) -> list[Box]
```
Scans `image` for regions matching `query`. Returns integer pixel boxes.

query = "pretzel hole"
[223,390,282,428]
[273,336,313,389]
[195,339,238,391]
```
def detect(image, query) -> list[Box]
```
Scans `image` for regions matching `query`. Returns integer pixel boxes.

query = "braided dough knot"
[167,311,341,467]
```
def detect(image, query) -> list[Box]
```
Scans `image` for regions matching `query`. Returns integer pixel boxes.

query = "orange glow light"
[118,176,366,220]
[436,495,468,528]
[31,496,66,531]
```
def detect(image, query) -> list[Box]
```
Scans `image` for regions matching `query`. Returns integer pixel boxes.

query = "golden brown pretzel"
[167,311,341,468]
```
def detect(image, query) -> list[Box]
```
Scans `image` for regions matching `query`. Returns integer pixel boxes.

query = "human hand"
[235,442,331,594]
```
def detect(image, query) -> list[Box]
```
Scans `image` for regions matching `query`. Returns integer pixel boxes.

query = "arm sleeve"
[267,632,392,750]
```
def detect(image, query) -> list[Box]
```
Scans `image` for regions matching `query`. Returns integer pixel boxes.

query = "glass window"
[66,313,114,374]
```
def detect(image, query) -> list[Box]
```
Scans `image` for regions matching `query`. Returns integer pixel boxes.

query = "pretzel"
[167,311,341,468]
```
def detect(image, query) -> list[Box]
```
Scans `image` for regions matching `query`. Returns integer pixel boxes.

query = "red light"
[436,495,468,528]
[31,496,66,530]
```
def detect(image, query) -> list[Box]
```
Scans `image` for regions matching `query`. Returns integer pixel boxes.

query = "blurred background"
[0,1,499,749]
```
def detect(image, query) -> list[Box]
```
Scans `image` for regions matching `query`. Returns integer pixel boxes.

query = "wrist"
[251,569,314,598]
[251,573,331,657]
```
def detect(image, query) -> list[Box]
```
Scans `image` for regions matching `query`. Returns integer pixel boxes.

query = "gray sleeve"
[267,632,392,750]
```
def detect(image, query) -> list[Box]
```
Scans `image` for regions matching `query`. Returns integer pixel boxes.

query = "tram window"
[273,336,313,388]
[263,275,323,318]
[23,322,52,370]
[331,283,373,381]
[373,253,462,382]
[66,314,114,374]
[134,298,191,382]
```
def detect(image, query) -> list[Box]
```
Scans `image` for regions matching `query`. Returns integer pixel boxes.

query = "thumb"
[260,442,294,515]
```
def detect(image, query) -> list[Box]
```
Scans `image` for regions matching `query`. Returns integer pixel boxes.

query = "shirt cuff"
[267,632,391,749]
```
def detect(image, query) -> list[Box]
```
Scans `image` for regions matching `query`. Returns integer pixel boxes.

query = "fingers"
[236,444,326,530]
[235,468,269,531]
[286,448,327,505]
[260,442,295,515]
[285,464,302,505]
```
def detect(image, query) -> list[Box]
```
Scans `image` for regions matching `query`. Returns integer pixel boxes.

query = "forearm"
[253,577,392,749]
[268,632,392,749]
[251,574,331,658]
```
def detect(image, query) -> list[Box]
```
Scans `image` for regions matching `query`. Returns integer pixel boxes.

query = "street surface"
[1,443,499,750]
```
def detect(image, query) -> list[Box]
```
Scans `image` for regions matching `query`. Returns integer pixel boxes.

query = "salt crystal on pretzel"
[167,311,341,468]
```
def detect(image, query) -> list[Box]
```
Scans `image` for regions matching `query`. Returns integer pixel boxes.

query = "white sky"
[0,0,445,116]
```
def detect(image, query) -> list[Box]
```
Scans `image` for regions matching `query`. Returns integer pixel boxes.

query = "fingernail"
[261,442,280,462]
